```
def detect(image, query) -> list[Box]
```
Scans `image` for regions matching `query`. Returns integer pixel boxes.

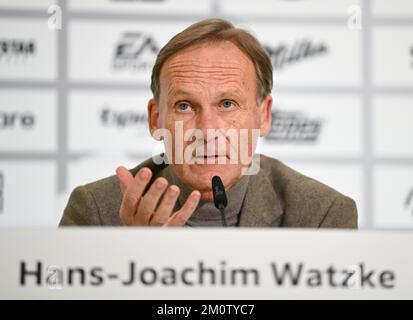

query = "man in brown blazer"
[60,19,357,228]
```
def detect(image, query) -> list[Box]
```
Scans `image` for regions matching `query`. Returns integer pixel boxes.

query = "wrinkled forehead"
[159,41,257,98]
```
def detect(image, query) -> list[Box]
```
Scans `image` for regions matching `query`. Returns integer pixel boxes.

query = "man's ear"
[259,95,272,137]
[147,98,160,139]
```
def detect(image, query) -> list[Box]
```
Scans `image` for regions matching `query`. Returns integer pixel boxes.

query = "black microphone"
[212,176,228,227]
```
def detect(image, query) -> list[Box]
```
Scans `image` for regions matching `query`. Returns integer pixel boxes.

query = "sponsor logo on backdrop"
[0,39,36,63]
[0,171,3,213]
[113,32,159,72]
[263,38,328,70]
[405,188,413,215]
[100,106,147,129]
[0,111,35,129]
[265,110,323,143]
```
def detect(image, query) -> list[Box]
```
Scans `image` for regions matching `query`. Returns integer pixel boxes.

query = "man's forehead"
[166,40,251,67]
[164,42,253,75]
[160,41,256,93]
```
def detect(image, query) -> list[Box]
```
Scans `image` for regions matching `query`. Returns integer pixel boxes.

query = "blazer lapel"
[239,169,284,227]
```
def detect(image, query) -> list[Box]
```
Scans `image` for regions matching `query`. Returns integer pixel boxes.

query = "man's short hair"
[151,18,273,103]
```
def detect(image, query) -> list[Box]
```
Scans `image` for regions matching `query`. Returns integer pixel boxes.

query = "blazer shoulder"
[259,154,358,228]
[59,172,123,226]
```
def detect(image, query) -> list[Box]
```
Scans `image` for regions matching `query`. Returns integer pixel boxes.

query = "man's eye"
[221,100,235,110]
[177,102,191,112]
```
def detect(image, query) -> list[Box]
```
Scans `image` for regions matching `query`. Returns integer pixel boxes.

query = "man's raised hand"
[116,166,200,226]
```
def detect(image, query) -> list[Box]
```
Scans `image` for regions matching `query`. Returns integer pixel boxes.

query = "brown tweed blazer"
[59,154,358,228]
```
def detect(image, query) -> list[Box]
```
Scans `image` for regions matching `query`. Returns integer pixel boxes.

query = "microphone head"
[212,176,228,209]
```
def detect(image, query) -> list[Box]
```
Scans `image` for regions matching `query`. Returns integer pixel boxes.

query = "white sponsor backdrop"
[0,18,56,81]
[68,90,155,153]
[0,90,57,151]
[68,21,192,83]
[0,0,412,229]
[0,162,57,227]
[249,24,362,87]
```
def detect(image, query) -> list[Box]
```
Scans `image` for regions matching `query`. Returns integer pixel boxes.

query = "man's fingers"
[116,166,134,194]
[150,185,180,226]
[137,177,168,224]
[165,190,201,227]
[119,167,152,225]
[118,168,200,227]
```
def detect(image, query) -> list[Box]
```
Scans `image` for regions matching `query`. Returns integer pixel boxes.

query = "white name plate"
[0,229,412,299]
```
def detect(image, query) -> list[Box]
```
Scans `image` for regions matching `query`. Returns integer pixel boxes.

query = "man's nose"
[195,107,218,137]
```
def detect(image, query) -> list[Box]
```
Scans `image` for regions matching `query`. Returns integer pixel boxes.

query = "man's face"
[149,40,272,200]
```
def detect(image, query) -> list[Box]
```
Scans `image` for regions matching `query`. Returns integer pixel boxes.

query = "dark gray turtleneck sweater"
[167,167,250,227]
